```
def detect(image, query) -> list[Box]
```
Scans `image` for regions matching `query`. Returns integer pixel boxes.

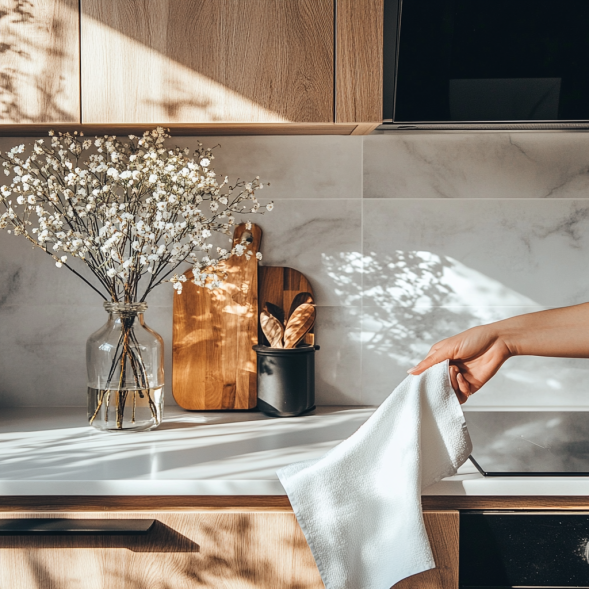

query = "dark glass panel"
[394,0,589,121]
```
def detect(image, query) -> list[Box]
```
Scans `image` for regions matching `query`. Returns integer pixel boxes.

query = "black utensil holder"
[253,344,319,417]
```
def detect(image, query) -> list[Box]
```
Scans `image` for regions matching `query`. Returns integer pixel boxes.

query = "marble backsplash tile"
[168,135,363,200]
[0,191,361,406]
[361,303,589,407]
[0,304,101,407]
[0,197,362,310]
[255,199,362,307]
[313,306,361,405]
[364,133,589,199]
[0,303,358,408]
[0,135,363,202]
[363,198,589,309]
[2,132,589,409]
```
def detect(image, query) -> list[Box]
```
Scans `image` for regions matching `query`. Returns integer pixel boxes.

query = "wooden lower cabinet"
[0,509,457,589]
[0,511,322,589]
[394,511,459,589]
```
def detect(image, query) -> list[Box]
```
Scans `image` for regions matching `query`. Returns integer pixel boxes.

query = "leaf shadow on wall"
[323,250,484,365]
[0,0,78,123]
[321,250,589,405]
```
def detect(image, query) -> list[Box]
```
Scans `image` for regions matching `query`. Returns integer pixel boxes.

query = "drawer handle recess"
[0,519,155,534]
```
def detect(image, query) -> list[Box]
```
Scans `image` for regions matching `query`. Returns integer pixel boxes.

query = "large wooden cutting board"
[172,224,261,410]
[258,266,315,346]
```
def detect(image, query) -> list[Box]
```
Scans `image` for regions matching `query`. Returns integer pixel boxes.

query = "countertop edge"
[3,494,589,512]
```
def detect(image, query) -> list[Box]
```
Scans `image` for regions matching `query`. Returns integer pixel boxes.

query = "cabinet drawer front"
[0,511,322,589]
[460,511,589,588]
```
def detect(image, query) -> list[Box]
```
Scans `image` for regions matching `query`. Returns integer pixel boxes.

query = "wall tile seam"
[262,197,362,200]
[360,138,365,404]
[0,303,177,309]
[360,304,552,308]
[360,197,589,201]
[0,303,364,309]
[1,304,557,309]
[269,304,362,309]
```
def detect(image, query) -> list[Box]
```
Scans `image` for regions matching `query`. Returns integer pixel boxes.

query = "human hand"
[407,325,513,403]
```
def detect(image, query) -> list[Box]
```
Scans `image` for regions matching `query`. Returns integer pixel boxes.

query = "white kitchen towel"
[277,360,472,589]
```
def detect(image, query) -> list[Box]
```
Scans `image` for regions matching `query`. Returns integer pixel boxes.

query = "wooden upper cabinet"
[0,0,80,124]
[80,0,334,124]
[336,0,384,124]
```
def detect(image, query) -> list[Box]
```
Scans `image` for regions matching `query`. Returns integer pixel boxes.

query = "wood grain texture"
[5,495,589,512]
[0,506,458,589]
[0,0,80,123]
[173,224,261,410]
[258,266,314,347]
[0,123,359,136]
[0,511,323,589]
[335,0,384,123]
[393,511,459,589]
[260,310,284,348]
[0,496,296,512]
[421,495,589,511]
[81,0,334,124]
[283,303,315,348]
[287,292,314,322]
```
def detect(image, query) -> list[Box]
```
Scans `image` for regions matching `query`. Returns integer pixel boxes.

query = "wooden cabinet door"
[0,510,323,588]
[335,0,383,125]
[393,511,459,589]
[0,0,80,123]
[0,508,458,588]
[81,0,334,124]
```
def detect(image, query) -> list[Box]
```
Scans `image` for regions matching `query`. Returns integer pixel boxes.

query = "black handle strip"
[0,518,155,534]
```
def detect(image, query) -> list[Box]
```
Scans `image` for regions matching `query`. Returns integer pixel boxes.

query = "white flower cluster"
[0,128,272,301]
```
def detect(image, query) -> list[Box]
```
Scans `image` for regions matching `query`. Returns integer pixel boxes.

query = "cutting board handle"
[232,223,262,253]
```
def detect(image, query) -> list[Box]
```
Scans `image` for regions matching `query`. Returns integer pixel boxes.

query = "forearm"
[495,303,589,358]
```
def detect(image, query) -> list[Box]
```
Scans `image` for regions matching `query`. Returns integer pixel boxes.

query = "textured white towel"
[277,360,472,589]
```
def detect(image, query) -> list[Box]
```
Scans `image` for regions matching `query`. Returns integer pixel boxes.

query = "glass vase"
[86,302,164,432]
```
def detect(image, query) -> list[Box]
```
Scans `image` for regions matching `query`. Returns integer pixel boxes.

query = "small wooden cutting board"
[172,224,261,410]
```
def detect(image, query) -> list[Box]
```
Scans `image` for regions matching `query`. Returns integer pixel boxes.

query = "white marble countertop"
[2,406,589,496]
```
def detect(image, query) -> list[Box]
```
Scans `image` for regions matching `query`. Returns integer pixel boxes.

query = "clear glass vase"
[87,302,164,432]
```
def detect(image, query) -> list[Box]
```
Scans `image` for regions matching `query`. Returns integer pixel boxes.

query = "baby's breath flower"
[0,129,270,301]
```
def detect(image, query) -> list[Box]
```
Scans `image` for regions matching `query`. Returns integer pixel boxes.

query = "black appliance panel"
[460,512,589,588]
[391,0,589,123]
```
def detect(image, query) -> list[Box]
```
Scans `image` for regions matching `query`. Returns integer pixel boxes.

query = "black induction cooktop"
[464,411,589,476]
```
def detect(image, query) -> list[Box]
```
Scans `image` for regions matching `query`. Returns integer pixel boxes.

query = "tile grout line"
[360,197,589,201]
[262,197,589,201]
[358,153,364,404]
[264,198,362,201]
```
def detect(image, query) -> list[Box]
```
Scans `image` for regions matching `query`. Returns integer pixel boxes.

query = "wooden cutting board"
[258,266,315,346]
[172,223,261,410]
